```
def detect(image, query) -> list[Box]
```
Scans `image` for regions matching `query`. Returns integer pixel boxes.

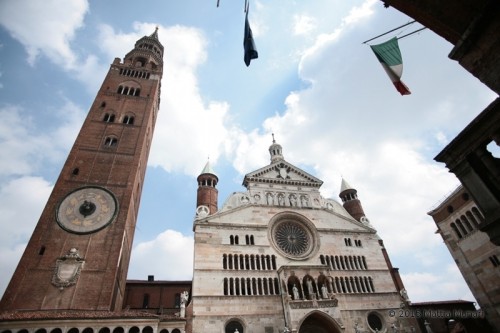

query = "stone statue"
[290,195,297,206]
[292,284,300,300]
[400,288,409,302]
[181,290,189,305]
[267,192,273,205]
[306,279,314,295]
[278,194,284,206]
[180,290,189,318]
[301,195,308,207]
[321,284,328,299]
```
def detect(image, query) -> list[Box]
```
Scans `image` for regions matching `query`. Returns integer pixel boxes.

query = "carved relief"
[51,248,85,289]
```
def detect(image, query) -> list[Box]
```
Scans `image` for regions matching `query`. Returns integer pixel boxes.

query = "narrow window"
[174,293,180,308]
[490,255,500,267]
[245,235,249,245]
[250,235,254,245]
[235,235,239,245]
[72,168,79,175]
[134,89,141,96]
[117,86,123,94]
[39,245,46,255]
[451,223,463,239]
[142,293,150,308]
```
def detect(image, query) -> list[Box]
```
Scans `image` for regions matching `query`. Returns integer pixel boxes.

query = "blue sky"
[0,0,497,303]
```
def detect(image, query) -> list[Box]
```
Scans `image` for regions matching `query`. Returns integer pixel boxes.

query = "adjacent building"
[428,186,500,331]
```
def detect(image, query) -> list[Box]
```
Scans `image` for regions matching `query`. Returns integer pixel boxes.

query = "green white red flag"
[370,37,411,95]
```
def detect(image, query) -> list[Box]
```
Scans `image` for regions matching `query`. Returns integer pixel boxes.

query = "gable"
[242,160,323,188]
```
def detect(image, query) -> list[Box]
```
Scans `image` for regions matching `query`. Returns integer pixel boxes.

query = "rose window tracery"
[275,222,310,256]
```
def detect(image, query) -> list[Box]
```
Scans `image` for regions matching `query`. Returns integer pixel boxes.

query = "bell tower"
[196,161,219,215]
[339,178,367,222]
[0,29,163,312]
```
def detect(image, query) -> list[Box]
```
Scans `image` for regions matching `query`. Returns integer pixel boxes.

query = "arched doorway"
[298,311,342,333]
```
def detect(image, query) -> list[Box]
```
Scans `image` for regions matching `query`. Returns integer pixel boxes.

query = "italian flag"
[370,37,411,95]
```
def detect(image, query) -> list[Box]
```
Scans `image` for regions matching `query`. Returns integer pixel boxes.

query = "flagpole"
[396,27,427,40]
[362,20,416,44]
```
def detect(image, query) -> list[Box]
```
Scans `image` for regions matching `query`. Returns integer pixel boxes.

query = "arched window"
[471,207,484,224]
[82,328,93,333]
[103,113,115,122]
[225,321,244,333]
[451,222,463,239]
[98,328,110,333]
[104,137,118,147]
[466,211,480,228]
[461,216,473,232]
[250,235,254,245]
[224,277,228,295]
[456,219,468,236]
[245,235,249,245]
[234,235,239,245]
[123,115,135,125]
[230,235,234,245]
[223,254,227,269]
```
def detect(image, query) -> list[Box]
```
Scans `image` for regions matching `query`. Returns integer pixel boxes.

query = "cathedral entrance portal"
[298,311,341,333]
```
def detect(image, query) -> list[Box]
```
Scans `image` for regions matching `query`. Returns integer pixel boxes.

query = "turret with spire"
[269,133,284,163]
[339,178,367,222]
[197,160,219,215]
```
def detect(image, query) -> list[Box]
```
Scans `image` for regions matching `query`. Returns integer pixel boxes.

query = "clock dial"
[56,186,118,234]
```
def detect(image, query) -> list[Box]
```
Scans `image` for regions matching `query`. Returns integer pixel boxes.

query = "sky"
[0,0,497,304]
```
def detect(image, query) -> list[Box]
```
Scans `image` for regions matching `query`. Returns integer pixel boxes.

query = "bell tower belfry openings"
[0,29,163,312]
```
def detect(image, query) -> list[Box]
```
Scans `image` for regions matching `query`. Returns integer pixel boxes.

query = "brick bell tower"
[196,161,218,215]
[0,28,163,312]
[339,178,366,222]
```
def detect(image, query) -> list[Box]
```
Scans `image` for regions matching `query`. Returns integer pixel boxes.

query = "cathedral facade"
[191,140,416,333]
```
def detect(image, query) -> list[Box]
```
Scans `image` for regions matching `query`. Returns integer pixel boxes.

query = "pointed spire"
[340,178,354,193]
[269,133,284,163]
[150,26,159,40]
[201,159,217,176]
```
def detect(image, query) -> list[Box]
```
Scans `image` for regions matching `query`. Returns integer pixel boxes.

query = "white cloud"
[128,230,194,281]
[0,0,88,68]
[0,176,53,294]
[293,15,317,36]
[401,264,475,303]
[0,102,85,177]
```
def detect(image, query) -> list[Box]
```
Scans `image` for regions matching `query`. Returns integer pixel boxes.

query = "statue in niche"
[289,194,297,206]
[301,195,308,207]
[292,284,300,300]
[266,192,273,205]
[306,278,314,295]
[321,284,329,299]
[278,194,284,206]
[180,290,189,318]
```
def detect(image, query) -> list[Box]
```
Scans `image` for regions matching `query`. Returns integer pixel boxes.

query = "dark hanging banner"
[243,1,258,66]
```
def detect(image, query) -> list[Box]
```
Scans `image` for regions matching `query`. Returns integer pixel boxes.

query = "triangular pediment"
[243,160,323,188]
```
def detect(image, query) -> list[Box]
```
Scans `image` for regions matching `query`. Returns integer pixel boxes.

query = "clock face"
[56,186,118,234]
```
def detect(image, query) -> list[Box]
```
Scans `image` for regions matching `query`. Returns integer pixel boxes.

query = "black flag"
[243,3,258,66]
